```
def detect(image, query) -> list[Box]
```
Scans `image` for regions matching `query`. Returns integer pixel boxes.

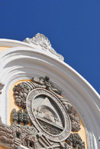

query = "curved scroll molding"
[0,33,64,61]
[0,38,99,149]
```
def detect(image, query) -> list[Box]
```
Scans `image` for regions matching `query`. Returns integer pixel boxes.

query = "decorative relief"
[0,76,85,149]
[66,133,85,149]
[26,88,71,142]
[13,76,62,109]
[65,104,81,132]
[24,33,64,61]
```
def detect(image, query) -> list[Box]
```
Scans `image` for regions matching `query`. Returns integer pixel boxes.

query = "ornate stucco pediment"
[24,33,64,61]
[0,34,99,149]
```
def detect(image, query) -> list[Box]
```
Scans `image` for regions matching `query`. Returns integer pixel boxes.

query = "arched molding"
[0,38,99,149]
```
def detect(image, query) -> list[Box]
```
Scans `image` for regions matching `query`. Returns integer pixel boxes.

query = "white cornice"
[0,33,64,61]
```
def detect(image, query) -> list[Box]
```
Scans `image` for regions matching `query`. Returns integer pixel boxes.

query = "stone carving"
[18,109,23,124]
[23,109,30,125]
[13,76,62,109]
[13,83,31,109]
[38,119,62,135]
[0,120,72,149]
[24,33,64,61]
[66,133,85,149]
[13,82,31,109]
[0,121,37,149]
[11,109,31,126]
[58,99,81,132]
[26,88,71,142]
[11,109,18,123]
[66,104,81,132]
[0,76,85,149]
[32,76,62,95]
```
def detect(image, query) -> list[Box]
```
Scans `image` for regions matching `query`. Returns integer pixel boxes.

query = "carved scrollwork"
[24,33,64,61]
[66,133,85,149]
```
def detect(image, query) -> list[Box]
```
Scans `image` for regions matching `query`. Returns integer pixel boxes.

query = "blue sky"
[0,0,99,94]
